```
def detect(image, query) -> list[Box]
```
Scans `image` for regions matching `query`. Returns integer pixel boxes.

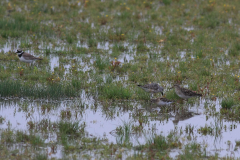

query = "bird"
[137,83,164,97]
[16,49,42,63]
[150,97,175,106]
[172,84,202,100]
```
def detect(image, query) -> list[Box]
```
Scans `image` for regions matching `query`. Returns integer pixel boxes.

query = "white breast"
[19,56,35,63]
[157,101,173,106]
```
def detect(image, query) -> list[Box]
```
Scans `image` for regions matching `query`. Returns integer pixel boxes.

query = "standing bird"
[137,83,164,97]
[16,49,42,64]
[172,84,202,100]
[151,97,175,106]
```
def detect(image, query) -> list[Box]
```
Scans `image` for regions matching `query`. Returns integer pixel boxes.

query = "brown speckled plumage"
[173,84,202,99]
[137,83,164,95]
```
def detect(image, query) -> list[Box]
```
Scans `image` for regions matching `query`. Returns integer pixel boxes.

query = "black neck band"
[18,52,24,58]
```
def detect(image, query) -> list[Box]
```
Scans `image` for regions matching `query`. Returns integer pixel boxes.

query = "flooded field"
[1,0,240,159]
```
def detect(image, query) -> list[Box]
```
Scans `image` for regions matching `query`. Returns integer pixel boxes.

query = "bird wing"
[144,83,164,91]
[150,98,159,103]
[180,87,202,96]
[23,53,42,60]
[160,98,174,103]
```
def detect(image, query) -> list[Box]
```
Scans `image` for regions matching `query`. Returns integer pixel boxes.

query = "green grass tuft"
[162,0,171,5]
[165,90,181,100]
[34,153,47,160]
[221,98,234,109]
[94,56,109,70]
[99,83,132,99]
[229,42,240,57]
[0,80,77,99]
[148,134,169,150]
[58,121,81,135]
[115,121,133,146]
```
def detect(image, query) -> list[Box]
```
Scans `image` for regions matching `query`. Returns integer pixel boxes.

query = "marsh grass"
[229,42,240,57]
[45,47,51,55]
[197,5,221,28]
[148,134,168,150]
[0,80,76,99]
[179,62,187,73]
[58,121,81,146]
[189,83,198,91]
[137,43,150,52]
[221,98,234,109]
[72,79,82,89]
[1,130,44,147]
[199,125,214,136]
[129,71,155,83]
[16,130,29,143]
[195,50,204,58]
[58,121,81,135]
[1,0,240,158]
[94,56,109,70]
[105,75,113,84]
[167,32,186,46]
[76,47,88,54]
[236,141,240,147]
[117,11,131,21]
[88,38,97,47]
[98,16,108,25]
[225,75,236,87]
[1,129,14,143]
[60,110,72,119]
[133,133,180,158]
[115,121,133,146]
[199,68,211,77]
[202,59,211,67]
[0,116,4,124]
[135,88,150,100]
[111,51,121,58]
[99,83,132,99]
[112,43,128,52]
[34,154,48,160]
[0,14,52,38]
[66,34,74,44]
[177,143,204,160]
[29,135,44,146]
[0,80,20,96]
[19,39,31,48]
[165,90,181,101]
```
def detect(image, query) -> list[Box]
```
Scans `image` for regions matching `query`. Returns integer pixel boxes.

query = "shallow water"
[1,93,240,158]
[1,39,240,158]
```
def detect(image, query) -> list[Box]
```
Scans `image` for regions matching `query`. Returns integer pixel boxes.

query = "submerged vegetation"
[0,0,240,159]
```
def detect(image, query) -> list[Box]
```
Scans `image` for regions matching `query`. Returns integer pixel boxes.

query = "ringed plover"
[16,49,42,63]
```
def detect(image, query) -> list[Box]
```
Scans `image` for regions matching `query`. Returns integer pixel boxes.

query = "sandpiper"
[151,97,175,106]
[172,84,202,100]
[16,49,42,63]
[137,83,164,97]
